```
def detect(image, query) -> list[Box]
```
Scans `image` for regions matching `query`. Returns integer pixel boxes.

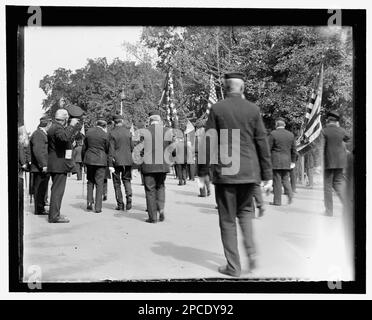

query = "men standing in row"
[321,111,350,216]
[205,72,272,277]
[30,116,52,215]
[109,114,134,211]
[82,116,111,214]
[141,110,171,223]
[269,118,297,206]
[47,109,79,223]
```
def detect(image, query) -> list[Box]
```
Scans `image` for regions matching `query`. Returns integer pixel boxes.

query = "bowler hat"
[327,110,340,121]
[224,72,245,80]
[113,114,124,121]
[65,104,84,118]
[149,110,161,117]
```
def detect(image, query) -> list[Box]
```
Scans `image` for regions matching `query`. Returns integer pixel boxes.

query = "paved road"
[22,172,351,282]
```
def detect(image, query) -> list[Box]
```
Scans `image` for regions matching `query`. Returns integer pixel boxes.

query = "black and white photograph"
[5,3,367,296]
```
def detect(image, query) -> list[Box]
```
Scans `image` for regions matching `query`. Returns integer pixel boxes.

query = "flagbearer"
[321,111,350,216]
[109,114,134,211]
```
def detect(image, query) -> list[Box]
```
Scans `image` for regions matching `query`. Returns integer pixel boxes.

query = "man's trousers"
[324,168,345,215]
[143,173,167,222]
[112,165,132,207]
[33,172,50,214]
[273,169,293,205]
[86,165,106,212]
[215,183,256,275]
[49,173,67,222]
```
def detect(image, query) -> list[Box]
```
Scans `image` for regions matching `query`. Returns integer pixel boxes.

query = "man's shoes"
[269,202,281,206]
[35,210,48,215]
[248,255,257,271]
[126,199,132,211]
[87,203,93,211]
[178,181,183,186]
[95,210,102,214]
[49,217,70,223]
[207,190,211,197]
[215,205,218,209]
[288,197,293,205]
[258,207,265,218]
[324,211,333,217]
[115,205,124,211]
[103,195,107,201]
[183,180,187,185]
[198,188,206,197]
[217,266,240,277]
[159,211,165,222]
[145,218,157,223]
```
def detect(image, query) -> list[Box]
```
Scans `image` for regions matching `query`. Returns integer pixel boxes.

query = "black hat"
[65,105,84,118]
[113,114,124,121]
[224,72,245,80]
[39,115,51,127]
[327,110,340,121]
[149,110,161,117]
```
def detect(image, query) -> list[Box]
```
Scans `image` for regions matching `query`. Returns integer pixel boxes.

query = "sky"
[24,26,144,132]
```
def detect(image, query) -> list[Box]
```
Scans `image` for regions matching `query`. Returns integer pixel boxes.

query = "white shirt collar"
[39,127,47,135]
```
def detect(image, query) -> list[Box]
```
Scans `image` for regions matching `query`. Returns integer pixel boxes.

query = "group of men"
[21,71,351,277]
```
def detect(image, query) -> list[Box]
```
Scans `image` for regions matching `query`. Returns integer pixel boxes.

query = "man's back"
[30,128,48,172]
[141,124,171,174]
[322,123,350,169]
[83,127,110,166]
[206,93,272,184]
[269,128,296,170]
[109,126,133,166]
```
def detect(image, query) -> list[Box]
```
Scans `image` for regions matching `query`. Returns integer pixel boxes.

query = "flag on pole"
[207,74,218,115]
[296,64,324,154]
[159,68,178,127]
[80,123,85,136]
[184,119,195,134]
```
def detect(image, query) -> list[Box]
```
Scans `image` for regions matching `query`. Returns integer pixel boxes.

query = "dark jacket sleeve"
[343,129,351,143]
[290,136,298,163]
[81,137,87,164]
[253,111,272,181]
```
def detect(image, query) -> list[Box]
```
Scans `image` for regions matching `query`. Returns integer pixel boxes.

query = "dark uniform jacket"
[321,123,350,169]
[30,128,48,173]
[109,126,133,166]
[82,127,111,167]
[205,92,272,184]
[72,143,83,163]
[269,127,297,170]
[141,124,171,174]
[47,122,76,173]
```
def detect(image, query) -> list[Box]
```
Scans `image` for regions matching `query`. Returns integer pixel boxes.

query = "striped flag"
[80,123,85,136]
[296,64,324,154]
[206,74,218,115]
[159,68,178,127]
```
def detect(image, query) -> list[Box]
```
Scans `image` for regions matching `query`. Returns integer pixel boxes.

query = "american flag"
[159,68,178,127]
[296,64,324,154]
[206,74,218,115]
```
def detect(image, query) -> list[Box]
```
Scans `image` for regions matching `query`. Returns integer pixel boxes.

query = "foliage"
[39,57,163,128]
[141,26,353,133]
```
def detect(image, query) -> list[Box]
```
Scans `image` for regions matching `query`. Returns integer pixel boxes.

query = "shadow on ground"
[151,241,225,273]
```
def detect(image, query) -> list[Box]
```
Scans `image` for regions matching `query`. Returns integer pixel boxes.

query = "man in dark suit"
[30,116,52,215]
[47,109,79,223]
[109,114,134,211]
[269,118,297,206]
[204,72,272,277]
[321,111,350,216]
[140,110,171,223]
[72,135,84,180]
[82,116,111,213]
